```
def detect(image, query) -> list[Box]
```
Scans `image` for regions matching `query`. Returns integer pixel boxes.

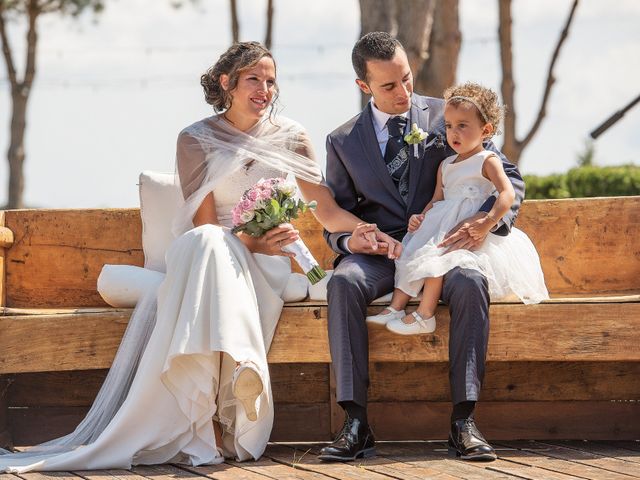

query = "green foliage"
[524,165,640,199]
[0,1,104,17]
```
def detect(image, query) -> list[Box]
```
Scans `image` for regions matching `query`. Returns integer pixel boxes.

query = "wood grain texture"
[367,401,640,440]
[368,361,640,402]
[2,302,640,374]
[4,209,143,308]
[3,197,639,308]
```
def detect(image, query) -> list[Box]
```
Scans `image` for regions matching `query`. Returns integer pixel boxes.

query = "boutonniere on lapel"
[404,123,428,157]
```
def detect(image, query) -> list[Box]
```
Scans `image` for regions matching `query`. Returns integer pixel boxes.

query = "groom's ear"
[355,79,372,95]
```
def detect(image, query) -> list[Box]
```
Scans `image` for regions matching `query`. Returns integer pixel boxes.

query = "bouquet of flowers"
[231,177,327,284]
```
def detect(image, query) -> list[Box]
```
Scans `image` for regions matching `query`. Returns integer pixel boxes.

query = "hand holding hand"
[253,223,299,257]
[467,215,496,240]
[408,213,425,233]
[437,212,489,252]
[347,223,403,259]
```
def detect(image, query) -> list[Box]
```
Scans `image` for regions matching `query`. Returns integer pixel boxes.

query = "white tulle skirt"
[0,224,289,472]
[395,198,549,304]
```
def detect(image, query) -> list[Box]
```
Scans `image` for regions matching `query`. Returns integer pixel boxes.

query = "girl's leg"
[379,288,411,315]
[403,276,443,324]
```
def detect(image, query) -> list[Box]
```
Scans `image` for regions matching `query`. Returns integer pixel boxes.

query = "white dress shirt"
[370,99,410,156]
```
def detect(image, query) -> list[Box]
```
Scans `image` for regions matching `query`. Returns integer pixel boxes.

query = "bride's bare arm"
[296,179,362,233]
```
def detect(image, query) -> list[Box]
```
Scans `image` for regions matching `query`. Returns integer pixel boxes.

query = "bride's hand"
[252,224,299,257]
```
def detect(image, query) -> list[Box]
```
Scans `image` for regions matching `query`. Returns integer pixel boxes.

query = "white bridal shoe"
[232,361,264,421]
[366,306,406,326]
[386,311,436,335]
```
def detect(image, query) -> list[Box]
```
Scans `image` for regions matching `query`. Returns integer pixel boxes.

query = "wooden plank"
[376,442,587,480]
[73,470,149,480]
[503,440,640,480]
[132,464,243,480]
[264,444,394,480]
[366,401,640,440]
[8,406,87,446]
[271,404,331,442]
[531,440,640,478]
[270,364,329,404]
[269,443,466,480]
[544,440,640,465]
[2,303,640,374]
[3,197,639,308]
[4,209,143,308]
[7,364,328,408]
[227,456,335,480]
[598,441,640,453]
[180,462,274,480]
[296,197,640,296]
[18,472,83,480]
[368,362,640,402]
[516,197,640,295]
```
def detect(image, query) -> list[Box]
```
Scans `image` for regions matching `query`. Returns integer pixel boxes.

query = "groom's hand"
[347,223,402,259]
[438,212,489,252]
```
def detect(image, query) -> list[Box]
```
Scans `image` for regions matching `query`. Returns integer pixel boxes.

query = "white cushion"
[307,269,400,304]
[139,171,181,273]
[137,170,308,302]
[97,264,165,308]
[283,273,309,302]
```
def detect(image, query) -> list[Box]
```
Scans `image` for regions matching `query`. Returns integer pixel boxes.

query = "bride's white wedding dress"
[0,116,320,473]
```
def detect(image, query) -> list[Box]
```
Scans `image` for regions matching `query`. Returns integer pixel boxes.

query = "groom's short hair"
[352,32,404,81]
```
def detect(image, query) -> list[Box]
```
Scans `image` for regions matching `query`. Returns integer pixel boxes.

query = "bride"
[0,41,401,472]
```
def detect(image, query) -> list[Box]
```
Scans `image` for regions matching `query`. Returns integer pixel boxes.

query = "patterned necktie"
[384,116,410,201]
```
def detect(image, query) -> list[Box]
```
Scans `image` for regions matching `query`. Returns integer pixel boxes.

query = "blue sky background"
[0,0,638,207]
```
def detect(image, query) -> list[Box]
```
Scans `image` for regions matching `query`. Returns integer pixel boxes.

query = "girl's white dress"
[0,115,316,473]
[395,150,549,304]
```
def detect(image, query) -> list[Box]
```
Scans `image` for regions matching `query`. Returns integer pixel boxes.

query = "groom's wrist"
[339,234,353,254]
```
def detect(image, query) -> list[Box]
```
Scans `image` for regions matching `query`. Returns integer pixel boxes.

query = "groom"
[318,32,524,462]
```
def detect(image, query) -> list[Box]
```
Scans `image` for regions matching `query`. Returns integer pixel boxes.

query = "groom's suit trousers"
[326,253,490,407]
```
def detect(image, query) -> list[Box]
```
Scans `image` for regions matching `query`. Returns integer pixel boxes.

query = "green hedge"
[523,165,640,199]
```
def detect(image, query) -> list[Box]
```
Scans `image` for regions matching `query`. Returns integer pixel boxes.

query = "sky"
[0,0,639,208]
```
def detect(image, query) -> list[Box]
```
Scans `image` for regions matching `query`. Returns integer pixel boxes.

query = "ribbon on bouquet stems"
[282,238,326,284]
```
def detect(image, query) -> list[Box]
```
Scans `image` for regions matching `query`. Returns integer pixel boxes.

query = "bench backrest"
[1,196,638,308]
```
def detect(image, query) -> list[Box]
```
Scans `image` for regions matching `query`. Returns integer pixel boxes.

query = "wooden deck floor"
[2,440,640,480]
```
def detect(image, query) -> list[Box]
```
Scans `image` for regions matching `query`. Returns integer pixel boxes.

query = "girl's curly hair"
[443,82,505,137]
[200,41,278,113]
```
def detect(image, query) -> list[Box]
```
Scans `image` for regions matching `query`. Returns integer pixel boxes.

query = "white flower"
[404,123,428,145]
[240,210,255,223]
[278,182,297,196]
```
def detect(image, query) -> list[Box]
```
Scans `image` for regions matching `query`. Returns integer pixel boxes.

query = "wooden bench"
[1,196,639,447]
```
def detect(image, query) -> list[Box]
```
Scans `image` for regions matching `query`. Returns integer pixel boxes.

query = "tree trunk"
[7,92,28,209]
[415,0,460,98]
[229,0,239,43]
[395,0,435,76]
[358,0,396,108]
[2,1,39,209]
[498,0,520,164]
[264,0,274,50]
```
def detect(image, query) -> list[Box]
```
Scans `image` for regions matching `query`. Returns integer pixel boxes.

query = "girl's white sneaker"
[366,306,406,326]
[232,361,264,421]
[386,311,436,335]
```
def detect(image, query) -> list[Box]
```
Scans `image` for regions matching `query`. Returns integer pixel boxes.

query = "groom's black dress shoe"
[318,417,375,462]
[448,418,497,461]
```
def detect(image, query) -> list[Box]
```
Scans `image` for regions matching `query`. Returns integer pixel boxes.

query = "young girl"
[367,82,549,335]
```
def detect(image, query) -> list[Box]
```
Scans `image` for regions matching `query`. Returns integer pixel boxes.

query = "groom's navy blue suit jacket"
[323,94,525,255]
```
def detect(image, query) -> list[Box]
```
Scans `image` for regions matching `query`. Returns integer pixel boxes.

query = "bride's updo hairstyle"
[201,41,278,113]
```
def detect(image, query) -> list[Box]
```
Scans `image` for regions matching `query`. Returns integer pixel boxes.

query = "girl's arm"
[409,162,445,232]
[469,154,516,239]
